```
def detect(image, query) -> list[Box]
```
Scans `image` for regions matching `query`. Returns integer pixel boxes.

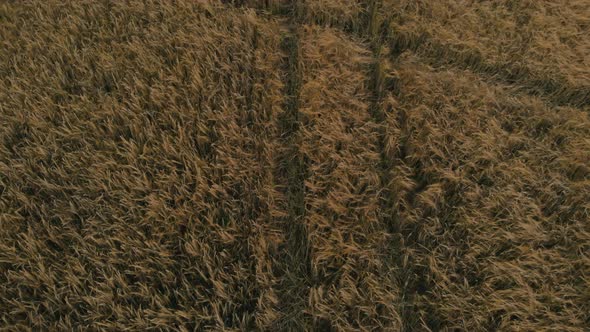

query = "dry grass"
[1,0,589,331]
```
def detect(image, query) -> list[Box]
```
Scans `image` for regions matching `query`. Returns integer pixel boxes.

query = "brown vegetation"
[1,0,589,330]
[380,0,590,107]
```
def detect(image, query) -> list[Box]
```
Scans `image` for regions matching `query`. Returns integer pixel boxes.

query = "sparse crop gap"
[365,3,426,330]
[365,0,379,42]
[272,4,312,330]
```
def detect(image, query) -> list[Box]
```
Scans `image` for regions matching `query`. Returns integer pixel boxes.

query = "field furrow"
[293,25,403,331]
[271,4,313,330]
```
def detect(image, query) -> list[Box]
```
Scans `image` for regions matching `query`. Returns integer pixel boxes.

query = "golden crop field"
[1,1,588,330]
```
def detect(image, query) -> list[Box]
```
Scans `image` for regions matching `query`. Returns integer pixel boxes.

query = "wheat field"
[1,1,589,331]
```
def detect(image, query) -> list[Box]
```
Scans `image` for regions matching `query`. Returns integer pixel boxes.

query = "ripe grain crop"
[380,0,590,107]
[1,1,286,329]
[1,0,589,331]
[379,52,590,330]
